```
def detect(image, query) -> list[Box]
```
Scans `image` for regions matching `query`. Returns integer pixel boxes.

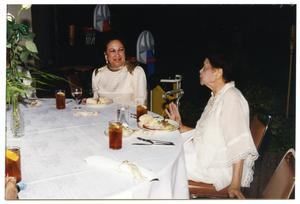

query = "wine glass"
[71,87,82,109]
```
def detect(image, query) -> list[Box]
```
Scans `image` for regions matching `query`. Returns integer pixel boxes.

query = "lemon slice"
[6,150,19,161]
[57,92,65,96]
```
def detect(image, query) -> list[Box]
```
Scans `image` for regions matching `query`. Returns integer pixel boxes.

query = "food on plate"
[138,114,154,124]
[98,97,113,104]
[138,114,178,131]
[86,97,113,105]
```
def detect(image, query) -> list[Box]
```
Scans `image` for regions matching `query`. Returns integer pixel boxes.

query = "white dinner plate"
[138,119,179,131]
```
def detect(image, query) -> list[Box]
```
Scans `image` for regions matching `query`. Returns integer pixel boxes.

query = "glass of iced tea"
[5,147,22,183]
[55,89,65,109]
[135,98,147,122]
[108,121,122,149]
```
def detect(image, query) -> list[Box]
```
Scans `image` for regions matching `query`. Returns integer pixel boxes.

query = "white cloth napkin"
[73,110,99,117]
[85,156,156,183]
[85,156,158,199]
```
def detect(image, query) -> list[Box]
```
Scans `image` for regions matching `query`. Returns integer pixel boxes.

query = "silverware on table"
[135,137,175,145]
[150,178,159,182]
[131,143,174,146]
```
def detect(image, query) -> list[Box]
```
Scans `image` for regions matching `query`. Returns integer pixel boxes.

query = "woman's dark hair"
[206,50,234,83]
[104,36,126,52]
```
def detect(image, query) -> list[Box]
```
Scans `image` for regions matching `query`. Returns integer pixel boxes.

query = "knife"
[132,143,174,146]
[136,137,175,145]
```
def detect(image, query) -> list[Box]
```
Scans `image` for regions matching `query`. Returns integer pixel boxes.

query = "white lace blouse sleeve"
[220,89,258,163]
[91,68,99,99]
[132,66,147,102]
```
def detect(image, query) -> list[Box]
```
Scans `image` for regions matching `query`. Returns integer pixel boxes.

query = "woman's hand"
[5,176,18,200]
[227,187,245,199]
[165,102,182,126]
[165,102,194,133]
[228,160,245,199]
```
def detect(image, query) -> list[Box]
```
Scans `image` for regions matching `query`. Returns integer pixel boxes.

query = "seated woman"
[166,51,258,199]
[91,38,147,105]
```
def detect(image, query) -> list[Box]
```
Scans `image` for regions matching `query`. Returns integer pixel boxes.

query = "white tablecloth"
[6,99,189,199]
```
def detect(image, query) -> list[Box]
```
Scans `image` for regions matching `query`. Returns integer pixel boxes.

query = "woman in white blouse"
[91,38,147,105]
[166,52,258,199]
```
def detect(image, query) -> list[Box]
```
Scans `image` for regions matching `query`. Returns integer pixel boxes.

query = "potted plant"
[6,5,64,137]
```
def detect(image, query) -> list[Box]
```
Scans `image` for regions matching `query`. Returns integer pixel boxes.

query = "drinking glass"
[108,121,122,149]
[71,87,82,109]
[117,104,129,124]
[55,89,66,109]
[5,146,22,183]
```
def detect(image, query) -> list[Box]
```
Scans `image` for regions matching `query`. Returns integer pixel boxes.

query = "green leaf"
[18,24,29,35]
[20,51,29,63]
[25,40,38,53]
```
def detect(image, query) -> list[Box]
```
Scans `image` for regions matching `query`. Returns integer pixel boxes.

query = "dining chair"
[250,114,272,150]
[261,148,295,199]
[162,88,184,109]
[188,113,272,199]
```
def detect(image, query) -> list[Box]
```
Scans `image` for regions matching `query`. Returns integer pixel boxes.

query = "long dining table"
[6,98,189,199]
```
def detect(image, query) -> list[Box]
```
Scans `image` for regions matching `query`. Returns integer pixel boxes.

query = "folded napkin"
[85,156,156,183]
[73,110,99,117]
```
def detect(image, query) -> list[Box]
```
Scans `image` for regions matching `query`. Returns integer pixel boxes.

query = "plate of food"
[138,114,179,131]
[85,97,113,108]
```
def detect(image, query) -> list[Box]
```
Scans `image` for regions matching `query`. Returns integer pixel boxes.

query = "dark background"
[31,4,296,123]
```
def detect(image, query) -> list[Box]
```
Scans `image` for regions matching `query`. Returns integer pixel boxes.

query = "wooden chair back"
[250,114,271,150]
[262,148,295,199]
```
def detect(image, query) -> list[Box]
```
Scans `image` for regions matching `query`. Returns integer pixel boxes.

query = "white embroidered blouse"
[184,82,258,191]
[92,65,147,106]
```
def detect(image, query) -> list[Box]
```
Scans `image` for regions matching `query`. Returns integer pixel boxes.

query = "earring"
[105,55,108,64]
